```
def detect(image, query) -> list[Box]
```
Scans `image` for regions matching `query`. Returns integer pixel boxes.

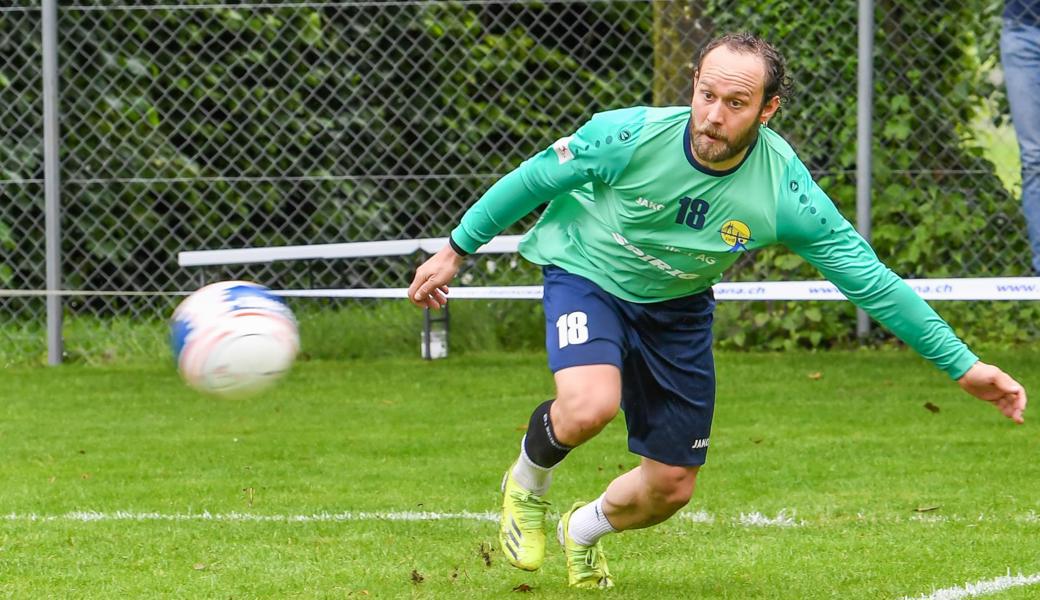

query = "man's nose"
[705,103,724,126]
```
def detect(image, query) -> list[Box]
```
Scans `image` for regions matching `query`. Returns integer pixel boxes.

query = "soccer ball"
[170,280,299,397]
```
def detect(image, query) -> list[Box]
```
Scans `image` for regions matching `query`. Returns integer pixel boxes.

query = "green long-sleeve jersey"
[449,106,977,379]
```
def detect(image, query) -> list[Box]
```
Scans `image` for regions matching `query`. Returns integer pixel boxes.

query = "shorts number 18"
[556,312,589,348]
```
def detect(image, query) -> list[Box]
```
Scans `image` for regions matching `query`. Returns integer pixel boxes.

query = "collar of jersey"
[683,118,759,177]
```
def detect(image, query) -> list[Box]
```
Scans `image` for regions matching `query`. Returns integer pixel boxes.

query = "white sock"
[511,436,554,496]
[568,494,617,546]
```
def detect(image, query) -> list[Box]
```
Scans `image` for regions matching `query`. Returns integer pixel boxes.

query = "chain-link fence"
[1,0,1037,366]
[1,4,46,363]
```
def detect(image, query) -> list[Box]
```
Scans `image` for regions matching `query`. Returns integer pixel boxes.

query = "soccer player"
[407,33,1028,589]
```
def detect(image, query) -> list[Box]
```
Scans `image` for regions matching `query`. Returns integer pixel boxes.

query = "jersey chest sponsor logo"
[610,231,700,280]
[719,220,753,252]
[664,246,718,265]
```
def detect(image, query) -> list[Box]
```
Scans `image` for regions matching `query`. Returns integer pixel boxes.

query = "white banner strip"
[2,278,1038,301]
[277,286,542,299]
[276,277,1040,301]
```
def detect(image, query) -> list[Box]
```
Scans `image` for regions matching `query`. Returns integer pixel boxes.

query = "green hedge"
[0,1,1035,362]
[701,0,1039,349]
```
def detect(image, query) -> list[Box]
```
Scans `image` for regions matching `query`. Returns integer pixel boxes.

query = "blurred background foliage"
[0,1,1034,364]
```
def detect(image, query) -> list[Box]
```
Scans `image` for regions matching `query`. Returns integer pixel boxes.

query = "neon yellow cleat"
[499,467,551,571]
[557,501,614,589]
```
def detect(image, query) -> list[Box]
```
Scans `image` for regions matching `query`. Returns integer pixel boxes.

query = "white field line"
[4,509,1038,527]
[1,508,790,527]
[737,510,802,528]
[2,510,499,523]
[677,509,715,524]
[901,571,1040,600]
[7,509,719,525]
[0,509,747,526]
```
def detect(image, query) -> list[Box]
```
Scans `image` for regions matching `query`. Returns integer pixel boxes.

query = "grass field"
[1,349,1037,599]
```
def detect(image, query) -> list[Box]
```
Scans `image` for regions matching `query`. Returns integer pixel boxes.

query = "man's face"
[690,46,779,169]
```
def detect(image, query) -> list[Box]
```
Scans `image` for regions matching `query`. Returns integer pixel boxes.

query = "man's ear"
[760,95,780,124]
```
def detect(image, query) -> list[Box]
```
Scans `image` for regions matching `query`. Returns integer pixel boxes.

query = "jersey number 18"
[675,197,710,230]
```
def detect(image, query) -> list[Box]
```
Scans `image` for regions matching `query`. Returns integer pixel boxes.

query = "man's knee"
[553,390,619,431]
[550,366,621,445]
[644,464,699,514]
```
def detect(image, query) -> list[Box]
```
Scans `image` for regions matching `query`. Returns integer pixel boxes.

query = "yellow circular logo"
[719,220,752,251]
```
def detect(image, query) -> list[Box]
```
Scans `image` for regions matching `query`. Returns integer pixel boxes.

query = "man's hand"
[407,244,465,310]
[957,361,1027,424]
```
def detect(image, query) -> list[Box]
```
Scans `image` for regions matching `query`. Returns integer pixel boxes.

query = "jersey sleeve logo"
[720,220,753,253]
[552,136,575,164]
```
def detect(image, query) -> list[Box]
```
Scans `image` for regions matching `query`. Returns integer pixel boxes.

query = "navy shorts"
[542,265,716,467]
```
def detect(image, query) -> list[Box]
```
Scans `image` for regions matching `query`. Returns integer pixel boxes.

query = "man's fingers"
[1008,398,1025,424]
[986,371,1027,423]
[413,277,434,301]
[407,286,422,306]
[996,372,1022,394]
[1012,390,1027,424]
[996,391,1027,424]
[412,280,450,309]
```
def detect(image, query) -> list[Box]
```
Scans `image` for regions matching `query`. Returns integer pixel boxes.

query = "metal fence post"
[42,0,63,364]
[856,0,874,339]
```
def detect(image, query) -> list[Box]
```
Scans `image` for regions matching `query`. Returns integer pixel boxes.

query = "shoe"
[557,501,614,589]
[499,466,551,571]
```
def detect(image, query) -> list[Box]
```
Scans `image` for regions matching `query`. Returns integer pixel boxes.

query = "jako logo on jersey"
[611,232,700,280]
[636,197,664,211]
[552,136,575,164]
[691,438,710,449]
[719,220,753,253]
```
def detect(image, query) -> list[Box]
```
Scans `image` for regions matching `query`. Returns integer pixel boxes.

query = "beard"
[692,119,760,165]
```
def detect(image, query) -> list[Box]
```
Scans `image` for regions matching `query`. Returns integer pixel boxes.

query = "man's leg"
[557,287,715,588]
[1002,20,1040,274]
[500,365,621,571]
[557,457,697,588]
[600,457,699,530]
[500,266,626,571]
[509,365,621,496]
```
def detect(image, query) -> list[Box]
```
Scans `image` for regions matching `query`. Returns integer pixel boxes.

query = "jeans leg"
[1001,20,1040,274]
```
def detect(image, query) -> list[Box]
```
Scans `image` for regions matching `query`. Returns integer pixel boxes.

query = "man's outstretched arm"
[777,158,1028,423]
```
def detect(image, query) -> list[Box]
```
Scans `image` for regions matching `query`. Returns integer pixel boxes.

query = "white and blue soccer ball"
[171,280,299,397]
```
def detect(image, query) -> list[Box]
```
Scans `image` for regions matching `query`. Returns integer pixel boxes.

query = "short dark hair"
[694,33,792,106]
